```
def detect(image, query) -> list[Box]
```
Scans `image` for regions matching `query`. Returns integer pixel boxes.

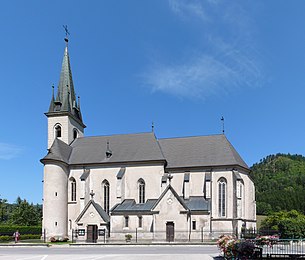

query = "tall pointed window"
[102,180,110,214]
[138,179,145,204]
[55,124,62,138]
[237,181,244,218]
[70,177,76,201]
[218,178,227,217]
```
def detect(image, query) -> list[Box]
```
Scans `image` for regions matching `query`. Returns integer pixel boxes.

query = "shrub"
[0,235,13,242]
[20,234,41,240]
[50,236,69,242]
[217,235,256,259]
[125,234,132,241]
[0,225,41,236]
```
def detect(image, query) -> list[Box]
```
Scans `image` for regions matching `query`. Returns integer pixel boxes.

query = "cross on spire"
[63,25,70,43]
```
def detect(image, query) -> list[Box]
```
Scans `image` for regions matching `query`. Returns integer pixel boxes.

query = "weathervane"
[221,116,225,134]
[63,25,70,43]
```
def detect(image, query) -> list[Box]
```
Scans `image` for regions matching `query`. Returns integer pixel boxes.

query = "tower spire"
[48,85,55,112]
[45,34,86,149]
[47,35,84,126]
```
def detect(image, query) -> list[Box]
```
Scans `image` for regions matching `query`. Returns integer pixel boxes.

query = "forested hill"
[250,154,305,215]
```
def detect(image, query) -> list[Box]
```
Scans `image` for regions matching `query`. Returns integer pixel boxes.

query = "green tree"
[251,154,305,214]
[0,197,8,223]
[261,210,305,238]
[9,197,41,226]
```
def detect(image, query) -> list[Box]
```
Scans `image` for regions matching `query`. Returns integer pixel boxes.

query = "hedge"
[0,226,41,236]
[0,234,41,242]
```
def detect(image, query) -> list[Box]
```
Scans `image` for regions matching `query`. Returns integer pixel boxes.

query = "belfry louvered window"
[218,178,227,217]
[55,124,62,138]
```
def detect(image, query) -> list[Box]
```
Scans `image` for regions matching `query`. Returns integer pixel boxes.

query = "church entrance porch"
[87,225,98,243]
[166,222,175,242]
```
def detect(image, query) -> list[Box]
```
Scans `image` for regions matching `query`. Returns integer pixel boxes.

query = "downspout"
[188,210,191,242]
[209,170,213,238]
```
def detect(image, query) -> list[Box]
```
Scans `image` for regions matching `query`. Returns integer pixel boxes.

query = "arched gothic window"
[218,178,227,217]
[102,180,110,214]
[70,177,76,201]
[138,179,145,204]
[237,180,244,218]
[55,124,62,138]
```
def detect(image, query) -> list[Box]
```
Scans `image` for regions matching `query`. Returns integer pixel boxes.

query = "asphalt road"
[0,245,221,260]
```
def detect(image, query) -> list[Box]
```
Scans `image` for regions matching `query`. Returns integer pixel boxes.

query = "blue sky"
[1,0,305,204]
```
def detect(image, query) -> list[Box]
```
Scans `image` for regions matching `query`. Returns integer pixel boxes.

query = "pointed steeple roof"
[48,85,55,112]
[46,41,85,127]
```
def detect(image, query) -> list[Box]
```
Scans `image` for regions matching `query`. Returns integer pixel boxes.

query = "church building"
[41,39,256,242]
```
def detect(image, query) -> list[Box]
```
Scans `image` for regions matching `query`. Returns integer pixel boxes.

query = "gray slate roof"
[184,196,210,211]
[111,199,157,213]
[42,138,72,164]
[111,188,210,214]
[158,135,248,169]
[47,46,84,126]
[42,133,248,170]
[69,132,165,165]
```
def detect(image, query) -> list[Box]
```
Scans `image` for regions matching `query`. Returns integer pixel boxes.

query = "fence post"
[43,229,46,243]
[136,228,138,243]
[201,227,203,243]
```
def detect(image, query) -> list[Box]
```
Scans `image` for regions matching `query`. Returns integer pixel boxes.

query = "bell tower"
[42,34,86,241]
[45,37,86,148]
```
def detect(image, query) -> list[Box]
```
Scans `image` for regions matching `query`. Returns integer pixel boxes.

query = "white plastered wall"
[47,115,84,149]
[43,163,68,240]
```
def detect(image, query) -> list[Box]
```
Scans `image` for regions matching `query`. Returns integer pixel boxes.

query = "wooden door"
[166,222,174,242]
[87,225,98,243]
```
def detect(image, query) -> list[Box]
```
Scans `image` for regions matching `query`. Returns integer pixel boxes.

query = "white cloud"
[0,143,23,160]
[141,0,263,100]
[168,0,209,21]
[143,47,262,99]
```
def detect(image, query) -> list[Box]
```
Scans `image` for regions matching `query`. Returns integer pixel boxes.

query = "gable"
[152,185,188,213]
[76,200,109,224]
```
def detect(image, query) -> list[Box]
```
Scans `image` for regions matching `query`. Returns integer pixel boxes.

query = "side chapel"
[41,39,256,242]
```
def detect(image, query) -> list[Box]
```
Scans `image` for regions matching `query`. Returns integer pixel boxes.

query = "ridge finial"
[221,116,225,134]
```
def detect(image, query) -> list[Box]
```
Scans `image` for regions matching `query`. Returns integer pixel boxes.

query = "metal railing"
[252,239,305,258]
[71,228,235,243]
